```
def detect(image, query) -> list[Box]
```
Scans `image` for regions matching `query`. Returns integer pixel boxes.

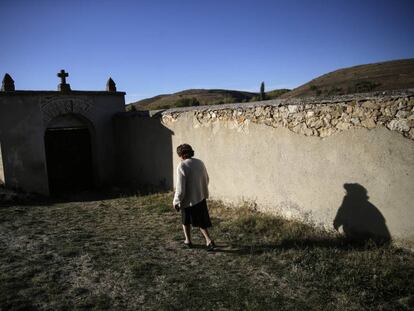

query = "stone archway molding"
[40,96,94,126]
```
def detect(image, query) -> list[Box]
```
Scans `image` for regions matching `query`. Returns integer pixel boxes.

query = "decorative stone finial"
[1,73,15,92]
[106,77,116,92]
[57,69,71,92]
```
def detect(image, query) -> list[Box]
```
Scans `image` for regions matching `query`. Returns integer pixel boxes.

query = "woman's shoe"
[184,241,193,248]
[206,241,216,251]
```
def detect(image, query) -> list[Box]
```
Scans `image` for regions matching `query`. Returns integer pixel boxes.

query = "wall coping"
[0,90,126,96]
[157,88,414,115]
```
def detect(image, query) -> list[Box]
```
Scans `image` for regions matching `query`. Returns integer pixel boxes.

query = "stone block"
[396,110,410,119]
[387,119,410,132]
[361,118,377,129]
[288,105,298,113]
[361,100,380,109]
[318,127,336,137]
[336,121,352,130]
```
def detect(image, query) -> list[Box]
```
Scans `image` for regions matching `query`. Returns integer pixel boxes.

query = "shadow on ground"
[0,186,167,208]
[210,237,391,256]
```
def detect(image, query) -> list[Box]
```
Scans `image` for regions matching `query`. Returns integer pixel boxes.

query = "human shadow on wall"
[333,183,391,245]
[213,183,391,255]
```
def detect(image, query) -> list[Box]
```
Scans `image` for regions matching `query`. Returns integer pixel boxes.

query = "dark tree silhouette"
[260,82,266,100]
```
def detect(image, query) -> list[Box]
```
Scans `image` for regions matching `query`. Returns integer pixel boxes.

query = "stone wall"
[116,90,414,245]
[162,90,414,140]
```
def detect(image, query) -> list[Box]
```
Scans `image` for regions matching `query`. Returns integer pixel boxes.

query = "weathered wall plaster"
[0,91,125,195]
[115,90,414,244]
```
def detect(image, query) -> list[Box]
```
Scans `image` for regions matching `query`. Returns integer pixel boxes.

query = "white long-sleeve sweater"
[173,158,209,208]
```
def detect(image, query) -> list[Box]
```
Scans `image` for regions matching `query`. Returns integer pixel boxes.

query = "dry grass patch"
[0,192,413,310]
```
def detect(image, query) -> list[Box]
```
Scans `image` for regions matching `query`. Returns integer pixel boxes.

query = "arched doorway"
[44,114,95,195]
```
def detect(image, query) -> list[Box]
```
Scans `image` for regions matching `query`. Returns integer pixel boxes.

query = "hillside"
[128,88,290,110]
[128,59,414,110]
[281,58,414,98]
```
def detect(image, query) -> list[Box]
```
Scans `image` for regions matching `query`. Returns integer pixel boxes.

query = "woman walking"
[173,144,215,251]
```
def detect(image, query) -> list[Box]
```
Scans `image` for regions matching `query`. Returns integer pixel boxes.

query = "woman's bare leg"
[182,225,192,243]
[199,228,213,245]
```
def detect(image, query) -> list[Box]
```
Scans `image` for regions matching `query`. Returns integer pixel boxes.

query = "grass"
[281,58,414,98]
[0,192,413,310]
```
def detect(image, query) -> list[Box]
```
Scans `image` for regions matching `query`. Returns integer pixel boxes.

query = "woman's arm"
[173,164,186,207]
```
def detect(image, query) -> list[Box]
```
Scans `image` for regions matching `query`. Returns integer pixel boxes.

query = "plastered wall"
[0,91,125,195]
[116,90,414,244]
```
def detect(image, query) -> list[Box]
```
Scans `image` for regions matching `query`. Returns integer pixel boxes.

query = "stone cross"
[57,69,71,91]
[57,70,68,84]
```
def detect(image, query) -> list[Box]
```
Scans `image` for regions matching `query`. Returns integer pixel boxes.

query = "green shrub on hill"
[175,97,200,108]
[126,105,137,112]
[351,81,381,93]
[310,85,322,96]
[154,104,171,110]
[266,89,290,99]
[327,86,343,96]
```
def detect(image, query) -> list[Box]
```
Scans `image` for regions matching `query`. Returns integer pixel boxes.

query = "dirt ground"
[1,192,413,310]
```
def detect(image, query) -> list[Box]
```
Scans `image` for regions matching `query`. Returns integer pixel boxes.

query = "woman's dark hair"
[177,144,194,159]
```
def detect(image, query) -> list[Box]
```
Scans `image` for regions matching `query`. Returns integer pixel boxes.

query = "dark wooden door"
[45,128,93,195]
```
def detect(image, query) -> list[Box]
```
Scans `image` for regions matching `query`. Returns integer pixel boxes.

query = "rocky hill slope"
[128,59,414,110]
[128,88,290,110]
[281,58,414,98]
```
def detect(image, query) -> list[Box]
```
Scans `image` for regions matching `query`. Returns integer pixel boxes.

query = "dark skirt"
[181,199,212,228]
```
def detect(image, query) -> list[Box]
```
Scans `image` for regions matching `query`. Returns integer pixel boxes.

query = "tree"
[260,82,266,100]
[175,97,200,108]
[127,105,137,111]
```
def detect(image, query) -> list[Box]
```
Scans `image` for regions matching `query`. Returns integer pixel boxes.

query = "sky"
[0,0,413,104]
